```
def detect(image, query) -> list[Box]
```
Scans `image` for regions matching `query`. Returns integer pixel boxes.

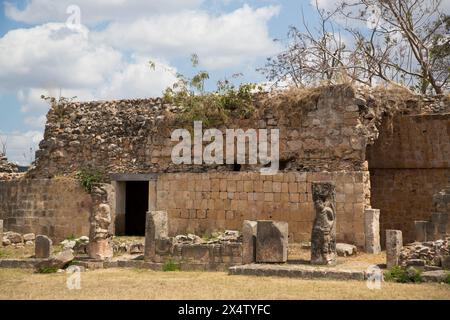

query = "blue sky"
[0,0,324,165]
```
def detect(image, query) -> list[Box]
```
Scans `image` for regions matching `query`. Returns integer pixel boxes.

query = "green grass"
[163,260,181,272]
[385,266,422,283]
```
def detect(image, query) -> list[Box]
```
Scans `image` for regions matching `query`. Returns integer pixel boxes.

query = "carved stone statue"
[310,182,336,265]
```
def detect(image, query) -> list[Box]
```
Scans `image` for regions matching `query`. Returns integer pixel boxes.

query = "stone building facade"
[0,84,448,245]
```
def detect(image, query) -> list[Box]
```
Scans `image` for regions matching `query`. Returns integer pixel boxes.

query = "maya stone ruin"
[0,84,449,274]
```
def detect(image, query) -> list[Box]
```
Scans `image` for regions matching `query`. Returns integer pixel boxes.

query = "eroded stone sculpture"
[88,202,113,260]
[310,182,336,265]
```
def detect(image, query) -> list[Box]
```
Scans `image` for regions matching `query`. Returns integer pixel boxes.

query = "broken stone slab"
[386,230,403,269]
[414,221,428,242]
[421,270,448,283]
[310,182,336,265]
[406,259,426,267]
[364,208,381,254]
[35,235,52,259]
[336,243,357,257]
[36,249,74,270]
[255,220,288,263]
[242,220,257,264]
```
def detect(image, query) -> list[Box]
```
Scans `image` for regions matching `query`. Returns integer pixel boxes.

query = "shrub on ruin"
[152,54,261,128]
[163,259,180,272]
[384,266,422,283]
[445,272,450,285]
[75,168,103,193]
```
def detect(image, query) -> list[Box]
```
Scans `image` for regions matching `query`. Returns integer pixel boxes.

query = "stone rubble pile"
[2,231,35,247]
[399,237,450,269]
[0,154,18,173]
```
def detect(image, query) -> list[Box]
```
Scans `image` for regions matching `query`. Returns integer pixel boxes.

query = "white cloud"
[0,23,123,91]
[0,130,43,165]
[93,5,281,69]
[4,0,204,25]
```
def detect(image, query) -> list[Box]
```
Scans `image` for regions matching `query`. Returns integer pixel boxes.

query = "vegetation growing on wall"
[75,167,103,193]
[151,54,262,128]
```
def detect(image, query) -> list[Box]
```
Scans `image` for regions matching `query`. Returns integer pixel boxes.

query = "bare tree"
[0,135,7,156]
[260,0,449,94]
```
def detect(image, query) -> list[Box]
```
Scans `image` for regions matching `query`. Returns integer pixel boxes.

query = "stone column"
[144,210,168,261]
[364,208,381,254]
[87,201,113,260]
[148,180,157,211]
[35,235,52,258]
[310,182,336,265]
[242,220,257,264]
[414,221,428,242]
[386,230,402,269]
[256,220,288,263]
[0,220,3,247]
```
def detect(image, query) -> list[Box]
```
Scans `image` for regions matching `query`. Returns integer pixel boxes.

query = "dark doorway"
[125,181,149,236]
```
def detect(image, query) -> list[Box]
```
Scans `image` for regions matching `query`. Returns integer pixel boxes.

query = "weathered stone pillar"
[144,211,168,261]
[256,220,288,263]
[414,221,428,242]
[0,219,3,247]
[386,230,402,269]
[242,220,257,264]
[148,180,157,211]
[364,208,381,254]
[88,201,113,260]
[310,182,336,265]
[35,235,52,258]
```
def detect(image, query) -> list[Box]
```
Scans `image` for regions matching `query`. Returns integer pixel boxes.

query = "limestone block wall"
[156,171,371,247]
[368,113,450,244]
[0,178,115,242]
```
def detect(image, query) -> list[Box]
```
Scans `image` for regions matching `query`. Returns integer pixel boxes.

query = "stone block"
[242,220,257,264]
[181,244,210,263]
[386,230,402,269]
[441,255,450,270]
[256,220,288,263]
[35,235,52,259]
[414,220,428,242]
[0,220,3,247]
[144,210,169,261]
[364,208,381,254]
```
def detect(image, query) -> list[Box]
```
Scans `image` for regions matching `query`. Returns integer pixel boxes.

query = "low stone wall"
[0,178,114,242]
[156,171,370,247]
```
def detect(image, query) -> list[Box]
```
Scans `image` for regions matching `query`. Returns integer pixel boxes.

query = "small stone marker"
[35,235,52,259]
[386,229,402,269]
[364,208,381,254]
[310,182,336,265]
[242,220,257,264]
[414,221,428,242]
[0,220,3,247]
[256,220,288,263]
[144,210,168,261]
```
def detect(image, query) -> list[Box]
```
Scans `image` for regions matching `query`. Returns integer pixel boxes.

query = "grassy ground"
[0,268,448,300]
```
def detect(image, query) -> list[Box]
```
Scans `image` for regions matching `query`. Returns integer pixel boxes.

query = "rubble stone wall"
[368,114,450,244]
[156,171,370,247]
[28,85,379,179]
[0,178,114,242]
